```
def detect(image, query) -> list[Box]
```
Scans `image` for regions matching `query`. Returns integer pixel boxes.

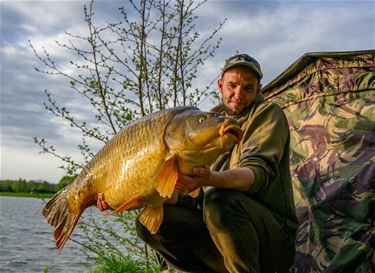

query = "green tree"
[31,0,225,175]
[30,0,224,269]
[56,175,77,191]
[0,179,57,194]
[28,181,39,193]
[11,179,28,193]
[0,180,13,192]
[37,181,56,193]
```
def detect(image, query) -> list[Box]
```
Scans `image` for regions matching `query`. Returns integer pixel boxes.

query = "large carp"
[43,106,243,250]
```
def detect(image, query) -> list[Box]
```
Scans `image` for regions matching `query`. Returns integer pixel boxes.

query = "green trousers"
[136,189,295,273]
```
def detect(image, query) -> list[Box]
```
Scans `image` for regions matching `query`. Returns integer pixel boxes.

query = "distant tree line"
[0,175,76,194]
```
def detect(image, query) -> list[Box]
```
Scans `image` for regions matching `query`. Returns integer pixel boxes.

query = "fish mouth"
[219,120,243,143]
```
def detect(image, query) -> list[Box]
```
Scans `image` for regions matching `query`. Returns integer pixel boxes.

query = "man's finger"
[193,166,209,176]
[97,192,109,211]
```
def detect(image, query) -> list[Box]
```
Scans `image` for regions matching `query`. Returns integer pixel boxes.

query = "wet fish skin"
[42,106,243,250]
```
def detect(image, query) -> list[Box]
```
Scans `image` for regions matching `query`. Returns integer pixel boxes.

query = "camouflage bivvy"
[262,50,375,273]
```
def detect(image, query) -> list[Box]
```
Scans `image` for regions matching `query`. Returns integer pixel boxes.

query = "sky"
[1,0,374,183]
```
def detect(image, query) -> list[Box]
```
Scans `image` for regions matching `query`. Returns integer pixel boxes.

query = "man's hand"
[97,192,111,211]
[174,166,211,194]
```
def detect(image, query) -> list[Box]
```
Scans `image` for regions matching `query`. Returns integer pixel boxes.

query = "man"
[144,54,299,273]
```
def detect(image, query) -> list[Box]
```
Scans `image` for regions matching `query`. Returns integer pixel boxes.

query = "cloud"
[2,1,82,47]
[1,0,374,182]
[204,0,375,83]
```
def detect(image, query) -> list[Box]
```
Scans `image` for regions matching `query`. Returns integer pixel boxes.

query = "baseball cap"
[221,54,263,79]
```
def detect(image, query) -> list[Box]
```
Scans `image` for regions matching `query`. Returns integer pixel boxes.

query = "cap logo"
[226,54,258,64]
[222,53,263,79]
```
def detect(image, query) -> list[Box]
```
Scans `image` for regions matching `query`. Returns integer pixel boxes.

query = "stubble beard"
[223,103,245,116]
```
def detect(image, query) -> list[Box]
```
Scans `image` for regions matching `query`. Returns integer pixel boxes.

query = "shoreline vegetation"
[0,192,54,198]
[0,175,76,198]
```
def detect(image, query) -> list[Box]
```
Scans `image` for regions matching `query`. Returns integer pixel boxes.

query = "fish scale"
[103,112,171,208]
[42,106,243,250]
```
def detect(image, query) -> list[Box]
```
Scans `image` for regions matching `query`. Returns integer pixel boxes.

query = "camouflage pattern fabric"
[262,50,375,273]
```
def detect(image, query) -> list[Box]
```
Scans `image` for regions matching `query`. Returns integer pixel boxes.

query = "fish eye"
[198,115,207,123]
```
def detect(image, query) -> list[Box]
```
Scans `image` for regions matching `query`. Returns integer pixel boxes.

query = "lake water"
[0,196,99,273]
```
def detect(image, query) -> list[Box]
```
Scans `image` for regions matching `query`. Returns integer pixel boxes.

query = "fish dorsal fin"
[139,205,164,234]
[103,196,141,217]
[189,188,200,198]
[155,155,178,198]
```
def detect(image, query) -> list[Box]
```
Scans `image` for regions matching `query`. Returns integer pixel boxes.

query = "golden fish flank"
[42,106,243,250]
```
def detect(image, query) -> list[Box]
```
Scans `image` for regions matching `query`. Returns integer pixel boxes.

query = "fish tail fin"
[42,187,83,250]
[139,205,164,234]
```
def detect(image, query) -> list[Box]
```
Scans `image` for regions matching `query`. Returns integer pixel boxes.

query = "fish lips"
[219,119,243,143]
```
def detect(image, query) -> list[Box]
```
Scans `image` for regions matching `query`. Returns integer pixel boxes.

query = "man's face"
[218,66,261,116]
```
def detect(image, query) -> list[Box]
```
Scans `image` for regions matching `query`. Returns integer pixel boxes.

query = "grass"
[85,254,162,273]
[0,192,54,198]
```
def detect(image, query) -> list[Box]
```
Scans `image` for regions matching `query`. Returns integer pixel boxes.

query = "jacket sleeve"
[239,102,289,194]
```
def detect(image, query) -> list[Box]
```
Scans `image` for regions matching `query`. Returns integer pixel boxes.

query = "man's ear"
[217,78,224,94]
[256,83,262,94]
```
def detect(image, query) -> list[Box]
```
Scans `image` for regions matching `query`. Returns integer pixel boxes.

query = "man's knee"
[203,189,245,229]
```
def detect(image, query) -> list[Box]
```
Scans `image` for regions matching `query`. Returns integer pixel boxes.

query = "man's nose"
[233,87,244,99]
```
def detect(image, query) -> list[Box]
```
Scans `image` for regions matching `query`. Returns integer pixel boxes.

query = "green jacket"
[211,94,299,236]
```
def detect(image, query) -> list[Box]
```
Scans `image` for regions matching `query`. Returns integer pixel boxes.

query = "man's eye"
[245,86,255,92]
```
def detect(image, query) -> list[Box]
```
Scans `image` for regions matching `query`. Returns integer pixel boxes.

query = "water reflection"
[0,196,103,273]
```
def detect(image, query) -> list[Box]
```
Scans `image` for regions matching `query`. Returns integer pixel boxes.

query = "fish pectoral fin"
[188,188,200,198]
[155,156,178,198]
[139,205,164,234]
[103,197,141,217]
